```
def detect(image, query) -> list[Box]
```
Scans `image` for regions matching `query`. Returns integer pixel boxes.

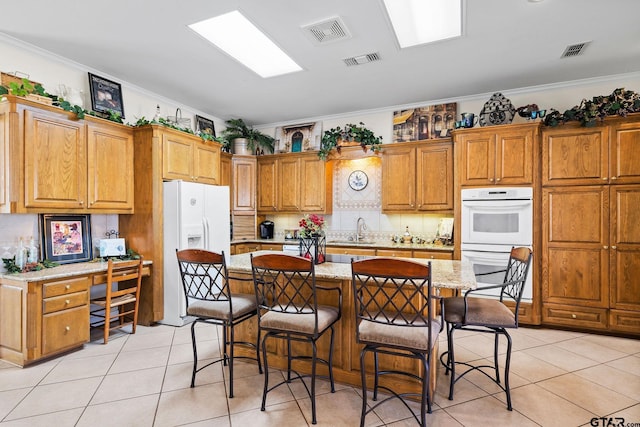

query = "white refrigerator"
[161,180,230,326]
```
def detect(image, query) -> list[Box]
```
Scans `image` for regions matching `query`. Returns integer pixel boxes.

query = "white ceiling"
[1,0,639,126]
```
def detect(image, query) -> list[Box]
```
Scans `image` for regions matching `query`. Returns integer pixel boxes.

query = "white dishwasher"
[282,243,300,256]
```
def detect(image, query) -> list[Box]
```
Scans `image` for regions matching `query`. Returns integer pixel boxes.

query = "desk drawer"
[43,277,91,298]
[43,291,88,314]
[42,305,89,356]
[93,266,150,285]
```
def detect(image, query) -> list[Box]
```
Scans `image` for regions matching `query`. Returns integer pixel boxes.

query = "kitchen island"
[226,251,475,397]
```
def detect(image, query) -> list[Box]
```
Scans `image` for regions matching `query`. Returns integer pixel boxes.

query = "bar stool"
[250,253,342,425]
[176,249,262,397]
[440,246,532,410]
[350,258,442,427]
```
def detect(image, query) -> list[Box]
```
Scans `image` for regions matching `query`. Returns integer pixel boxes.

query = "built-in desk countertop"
[0,259,153,283]
[228,251,475,290]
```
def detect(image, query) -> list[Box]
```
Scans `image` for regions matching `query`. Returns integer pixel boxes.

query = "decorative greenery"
[318,122,383,160]
[221,118,275,154]
[543,88,640,127]
[2,256,59,273]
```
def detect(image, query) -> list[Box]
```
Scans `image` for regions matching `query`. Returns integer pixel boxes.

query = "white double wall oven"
[460,187,533,302]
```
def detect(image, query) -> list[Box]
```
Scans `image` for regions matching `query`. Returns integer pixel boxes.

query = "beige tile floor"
[0,323,638,427]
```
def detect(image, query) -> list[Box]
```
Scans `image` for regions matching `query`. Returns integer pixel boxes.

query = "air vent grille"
[302,17,351,44]
[561,42,590,58]
[343,52,381,67]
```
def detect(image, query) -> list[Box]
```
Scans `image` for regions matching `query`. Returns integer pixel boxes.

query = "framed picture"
[392,103,457,142]
[39,214,93,264]
[88,72,125,118]
[195,115,215,136]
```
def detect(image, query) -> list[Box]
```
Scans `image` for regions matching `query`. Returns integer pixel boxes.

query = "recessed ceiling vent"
[561,42,590,58]
[302,16,351,44]
[343,52,381,67]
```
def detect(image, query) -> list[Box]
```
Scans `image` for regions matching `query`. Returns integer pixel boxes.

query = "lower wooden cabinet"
[0,275,90,366]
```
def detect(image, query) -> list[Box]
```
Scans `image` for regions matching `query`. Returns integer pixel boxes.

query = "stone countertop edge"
[232,238,454,252]
[0,259,153,282]
[228,251,476,290]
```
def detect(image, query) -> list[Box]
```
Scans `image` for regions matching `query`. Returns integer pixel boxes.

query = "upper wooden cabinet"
[0,95,134,214]
[163,130,220,184]
[257,152,332,214]
[455,122,538,187]
[542,115,640,186]
[232,155,256,212]
[257,156,277,212]
[382,140,453,212]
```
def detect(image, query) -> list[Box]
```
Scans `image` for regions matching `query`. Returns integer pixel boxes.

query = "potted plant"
[318,122,383,160]
[221,118,275,155]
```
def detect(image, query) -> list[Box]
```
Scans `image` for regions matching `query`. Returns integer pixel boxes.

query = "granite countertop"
[228,250,475,290]
[0,259,153,282]
[232,238,454,252]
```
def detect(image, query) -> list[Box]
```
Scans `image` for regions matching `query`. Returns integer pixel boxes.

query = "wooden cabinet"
[542,118,640,186]
[0,275,90,366]
[541,116,640,335]
[232,156,256,212]
[609,184,640,333]
[412,249,454,260]
[0,96,134,213]
[278,156,300,211]
[257,157,277,212]
[258,152,332,213]
[455,123,537,186]
[163,130,220,184]
[86,120,135,211]
[382,140,454,212]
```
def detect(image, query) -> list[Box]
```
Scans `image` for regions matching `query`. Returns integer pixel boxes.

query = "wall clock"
[348,170,368,191]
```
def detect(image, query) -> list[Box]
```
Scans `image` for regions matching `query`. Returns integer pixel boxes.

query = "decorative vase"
[233,138,251,155]
[299,234,326,264]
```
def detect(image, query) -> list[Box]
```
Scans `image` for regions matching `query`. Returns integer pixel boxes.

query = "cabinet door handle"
[611,176,617,180]
[571,314,577,319]
[65,284,71,290]
[65,326,71,332]
[79,201,84,205]
[602,177,608,180]
[611,245,617,249]
[496,178,501,182]
[603,245,608,249]
[489,178,494,182]
[65,299,70,305]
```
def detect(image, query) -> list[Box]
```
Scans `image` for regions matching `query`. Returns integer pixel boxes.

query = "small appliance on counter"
[260,220,274,239]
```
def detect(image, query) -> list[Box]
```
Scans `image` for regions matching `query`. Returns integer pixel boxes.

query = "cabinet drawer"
[609,309,640,335]
[542,303,607,330]
[43,276,91,298]
[42,305,89,355]
[326,247,376,256]
[412,250,453,260]
[43,291,88,314]
[261,244,283,251]
[376,249,413,258]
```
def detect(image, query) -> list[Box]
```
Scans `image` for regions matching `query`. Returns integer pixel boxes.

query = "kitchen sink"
[327,240,376,245]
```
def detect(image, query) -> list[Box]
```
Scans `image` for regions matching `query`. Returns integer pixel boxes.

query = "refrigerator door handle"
[203,217,210,250]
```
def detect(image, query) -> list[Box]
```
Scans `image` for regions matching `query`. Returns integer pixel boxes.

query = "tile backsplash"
[267,157,452,243]
[0,214,118,272]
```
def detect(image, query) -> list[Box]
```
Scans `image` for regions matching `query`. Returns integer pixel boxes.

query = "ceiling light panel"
[189,11,302,78]
[383,0,462,48]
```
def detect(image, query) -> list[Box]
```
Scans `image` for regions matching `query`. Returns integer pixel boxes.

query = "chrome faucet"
[356,217,367,242]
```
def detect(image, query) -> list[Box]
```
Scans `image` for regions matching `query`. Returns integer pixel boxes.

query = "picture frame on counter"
[39,214,93,264]
[88,72,125,118]
[195,114,216,136]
